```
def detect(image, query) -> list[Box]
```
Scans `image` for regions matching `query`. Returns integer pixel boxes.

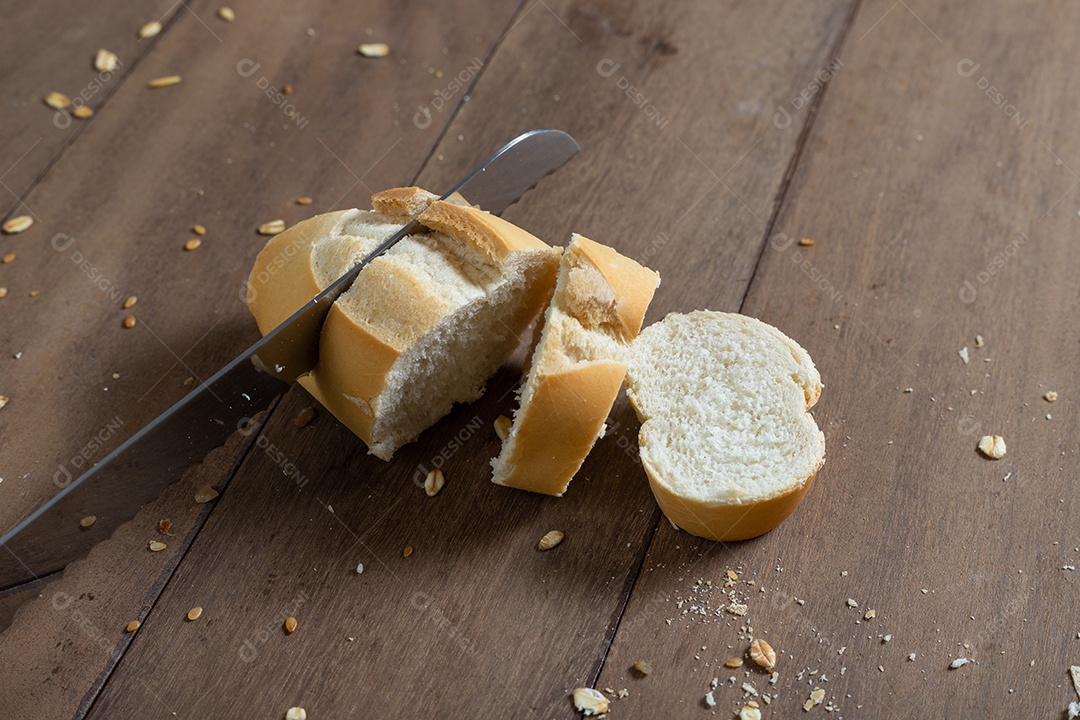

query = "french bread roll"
[625,311,825,541]
[247,187,561,460]
[491,234,660,496]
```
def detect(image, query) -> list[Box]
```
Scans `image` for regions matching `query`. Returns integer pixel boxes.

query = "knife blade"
[0,129,580,589]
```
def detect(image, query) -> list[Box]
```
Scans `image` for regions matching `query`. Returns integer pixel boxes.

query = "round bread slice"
[625,311,824,541]
[247,187,561,461]
[491,233,660,496]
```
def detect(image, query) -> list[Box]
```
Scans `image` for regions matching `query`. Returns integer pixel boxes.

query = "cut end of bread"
[247,187,561,462]
[625,311,824,541]
[491,234,660,496]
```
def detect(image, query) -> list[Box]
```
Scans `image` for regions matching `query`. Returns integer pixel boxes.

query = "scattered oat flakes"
[123,295,138,309]
[125,620,140,632]
[750,638,776,671]
[538,530,564,551]
[949,657,969,669]
[704,691,716,708]
[846,598,858,608]
[572,688,608,716]
[632,660,652,676]
[28,289,39,297]
[358,43,391,57]
[283,84,294,94]
[739,705,762,720]
[158,519,173,535]
[908,653,916,661]
[192,224,207,236]
[293,406,317,428]
[727,603,748,616]
[217,6,235,22]
[978,434,1006,460]
[284,616,297,634]
[974,334,984,348]
[864,609,876,620]
[285,707,306,720]
[44,92,71,110]
[740,682,758,696]
[186,606,203,621]
[79,515,97,528]
[2,253,17,264]
[356,562,364,574]
[2,216,33,234]
[0,396,8,409]
[72,105,93,119]
[138,21,162,39]
[494,415,511,441]
[803,687,825,711]
[403,545,413,558]
[798,237,815,246]
[123,315,137,329]
[194,484,219,503]
[958,347,970,364]
[1045,391,1059,402]
[147,75,182,89]
[258,219,286,235]
[0,288,6,298]
[184,238,201,251]
[725,657,744,668]
[424,468,445,497]
[617,689,628,699]
[296,197,313,206]
[148,540,167,552]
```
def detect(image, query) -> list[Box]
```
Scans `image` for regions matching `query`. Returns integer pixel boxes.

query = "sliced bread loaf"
[247,188,561,460]
[491,234,660,496]
[624,311,824,540]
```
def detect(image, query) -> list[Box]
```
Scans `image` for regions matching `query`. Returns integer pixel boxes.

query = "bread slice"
[624,311,824,541]
[491,234,660,496]
[247,187,561,460]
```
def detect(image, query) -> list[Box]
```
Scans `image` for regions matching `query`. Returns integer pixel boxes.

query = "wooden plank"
[597,0,1080,717]
[0,416,267,716]
[0,0,524,715]
[83,1,861,717]
[0,0,517,582]
[0,573,56,634]
[0,0,184,213]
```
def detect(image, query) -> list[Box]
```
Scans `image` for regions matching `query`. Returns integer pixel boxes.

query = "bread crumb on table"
[572,688,609,716]
[803,687,825,711]
[977,434,1006,459]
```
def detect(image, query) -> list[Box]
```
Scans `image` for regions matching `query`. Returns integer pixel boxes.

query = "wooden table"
[2,0,1077,717]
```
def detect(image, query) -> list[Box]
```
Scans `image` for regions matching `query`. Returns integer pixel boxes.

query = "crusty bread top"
[370,186,440,217]
[561,233,659,341]
[626,310,824,505]
[417,202,553,263]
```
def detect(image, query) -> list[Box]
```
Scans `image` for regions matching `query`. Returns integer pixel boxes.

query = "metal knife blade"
[0,129,580,589]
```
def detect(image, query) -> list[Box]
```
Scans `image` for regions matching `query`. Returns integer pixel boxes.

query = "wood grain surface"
[3,0,1079,717]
